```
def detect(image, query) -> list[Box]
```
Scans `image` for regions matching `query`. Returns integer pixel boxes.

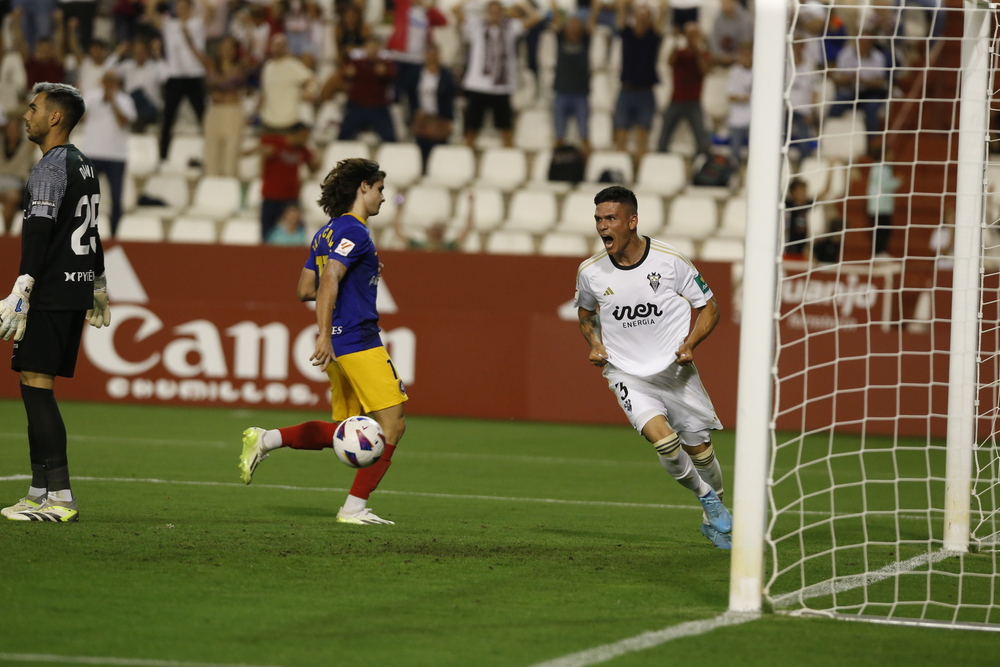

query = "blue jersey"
[305,213,381,355]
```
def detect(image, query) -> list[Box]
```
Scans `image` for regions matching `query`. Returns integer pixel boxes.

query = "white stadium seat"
[585,150,634,184]
[401,186,452,228]
[453,187,506,231]
[321,140,370,173]
[556,191,600,234]
[819,115,867,161]
[699,237,745,262]
[664,195,718,240]
[540,232,591,257]
[162,135,204,176]
[702,70,730,125]
[635,153,687,196]
[424,144,476,189]
[140,174,189,213]
[246,177,263,210]
[299,181,326,226]
[168,217,218,244]
[655,236,697,259]
[478,147,528,191]
[127,134,159,177]
[375,142,423,189]
[503,190,558,232]
[485,230,534,255]
[588,111,614,151]
[635,193,665,234]
[221,218,263,245]
[117,214,165,242]
[718,197,747,238]
[796,156,848,201]
[514,109,554,151]
[188,176,242,219]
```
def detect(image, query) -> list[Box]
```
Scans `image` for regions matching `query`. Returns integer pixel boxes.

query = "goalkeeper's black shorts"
[11,310,86,378]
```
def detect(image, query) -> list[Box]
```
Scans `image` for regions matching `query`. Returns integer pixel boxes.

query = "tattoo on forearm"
[579,312,602,345]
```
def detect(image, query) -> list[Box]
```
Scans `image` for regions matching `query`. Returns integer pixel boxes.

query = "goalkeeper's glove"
[0,274,34,342]
[87,272,111,328]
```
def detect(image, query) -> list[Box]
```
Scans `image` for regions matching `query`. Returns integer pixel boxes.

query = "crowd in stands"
[0,0,945,260]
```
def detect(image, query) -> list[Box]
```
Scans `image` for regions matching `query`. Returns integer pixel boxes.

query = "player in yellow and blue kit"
[238,158,408,525]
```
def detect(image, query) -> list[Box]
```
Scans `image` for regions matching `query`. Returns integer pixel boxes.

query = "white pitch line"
[0,653,283,667]
[529,612,759,667]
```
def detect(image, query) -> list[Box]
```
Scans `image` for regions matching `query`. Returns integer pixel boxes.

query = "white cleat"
[239,427,268,485]
[1,496,44,518]
[8,498,79,522]
[336,507,394,525]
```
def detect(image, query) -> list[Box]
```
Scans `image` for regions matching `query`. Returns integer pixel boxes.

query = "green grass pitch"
[0,400,997,667]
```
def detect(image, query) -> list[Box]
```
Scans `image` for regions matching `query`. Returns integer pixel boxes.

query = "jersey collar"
[608,235,651,271]
[346,212,368,226]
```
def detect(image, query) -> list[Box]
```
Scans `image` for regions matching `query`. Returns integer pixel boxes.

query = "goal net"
[733,0,1000,629]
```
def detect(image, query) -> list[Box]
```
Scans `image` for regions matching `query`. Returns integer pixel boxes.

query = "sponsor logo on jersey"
[647,272,661,293]
[64,270,96,283]
[694,274,710,294]
[612,303,664,321]
[335,239,356,256]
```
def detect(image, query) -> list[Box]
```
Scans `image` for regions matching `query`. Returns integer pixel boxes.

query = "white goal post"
[730,0,1000,629]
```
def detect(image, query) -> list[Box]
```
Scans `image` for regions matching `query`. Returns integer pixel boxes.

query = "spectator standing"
[59,0,98,53]
[68,29,124,97]
[113,0,145,44]
[0,29,28,113]
[11,0,57,53]
[266,203,307,246]
[787,38,820,160]
[386,0,448,117]
[670,0,701,30]
[81,70,138,236]
[710,0,752,68]
[117,37,168,131]
[337,35,397,142]
[864,144,903,256]
[614,0,667,164]
[259,122,319,239]
[830,31,889,135]
[0,116,36,234]
[334,3,370,65]
[551,1,597,155]
[144,0,209,162]
[203,36,249,177]
[232,5,273,68]
[656,21,711,156]
[12,7,67,91]
[411,42,455,169]
[281,0,324,69]
[784,166,836,259]
[454,0,540,148]
[725,42,752,162]
[258,33,316,133]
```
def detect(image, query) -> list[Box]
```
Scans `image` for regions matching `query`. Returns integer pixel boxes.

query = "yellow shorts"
[327,346,409,421]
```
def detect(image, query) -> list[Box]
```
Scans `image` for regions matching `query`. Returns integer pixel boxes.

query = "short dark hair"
[318,158,386,218]
[594,185,638,218]
[32,82,86,132]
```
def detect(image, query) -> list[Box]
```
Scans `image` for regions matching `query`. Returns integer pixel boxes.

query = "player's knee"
[652,434,681,459]
[689,443,716,469]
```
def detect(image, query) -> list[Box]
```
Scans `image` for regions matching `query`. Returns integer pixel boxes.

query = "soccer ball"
[332,416,386,468]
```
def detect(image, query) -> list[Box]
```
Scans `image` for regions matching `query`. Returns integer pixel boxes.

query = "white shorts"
[603,362,723,446]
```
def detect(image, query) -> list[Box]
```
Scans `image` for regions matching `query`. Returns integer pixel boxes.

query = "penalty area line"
[529,612,759,667]
[0,653,283,667]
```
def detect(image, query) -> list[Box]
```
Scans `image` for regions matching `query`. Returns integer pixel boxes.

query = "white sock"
[659,451,712,498]
[262,429,283,451]
[342,494,367,513]
[695,460,724,500]
[49,489,74,503]
[28,486,47,500]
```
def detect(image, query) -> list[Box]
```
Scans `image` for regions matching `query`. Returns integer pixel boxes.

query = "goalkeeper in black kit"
[0,83,112,523]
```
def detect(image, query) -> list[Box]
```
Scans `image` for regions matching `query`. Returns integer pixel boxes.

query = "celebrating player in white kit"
[575,186,733,549]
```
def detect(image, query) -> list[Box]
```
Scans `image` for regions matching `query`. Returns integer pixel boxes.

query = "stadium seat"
[702,70,730,125]
[797,156,848,201]
[116,214,165,242]
[371,183,399,229]
[514,109,554,151]
[656,236,697,258]
[162,135,204,176]
[540,232,591,257]
[717,197,747,238]
[321,140,370,174]
[127,134,160,177]
[485,230,535,255]
[699,237,745,262]
[376,142,423,189]
[238,154,261,181]
[819,115,867,161]
[168,217,218,244]
[432,24,461,66]
[664,195,718,240]
[635,193,665,233]
[221,218,263,245]
[139,174,189,213]
[246,178,263,210]
[299,180,327,226]
[478,147,528,191]
[588,111,614,151]
[503,190,558,232]
[585,150,634,184]
[123,173,138,213]
[589,28,609,71]
[188,176,243,219]
[556,191,600,234]
[589,72,617,113]
[635,153,687,196]
[423,145,476,189]
[453,187,506,231]
[401,185,452,228]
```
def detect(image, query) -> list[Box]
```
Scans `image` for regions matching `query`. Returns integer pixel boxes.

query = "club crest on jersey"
[647,272,661,293]
[335,238,356,256]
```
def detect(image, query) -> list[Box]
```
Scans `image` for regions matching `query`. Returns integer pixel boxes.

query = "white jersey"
[575,237,714,377]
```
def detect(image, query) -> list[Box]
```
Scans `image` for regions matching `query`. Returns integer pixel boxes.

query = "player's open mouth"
[601,235,613,249]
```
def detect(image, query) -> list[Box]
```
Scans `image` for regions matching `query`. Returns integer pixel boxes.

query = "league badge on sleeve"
[694,274,710,294]
[335,238,356,257]
[647,272,661,293]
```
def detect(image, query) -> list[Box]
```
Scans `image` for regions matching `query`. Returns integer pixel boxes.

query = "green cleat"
[8,499,79,522]
[1,496,44,518]
[239,427,268,485]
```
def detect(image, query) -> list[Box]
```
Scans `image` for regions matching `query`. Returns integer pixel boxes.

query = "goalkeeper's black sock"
[20,384,72,497]
[28,424,48,497]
